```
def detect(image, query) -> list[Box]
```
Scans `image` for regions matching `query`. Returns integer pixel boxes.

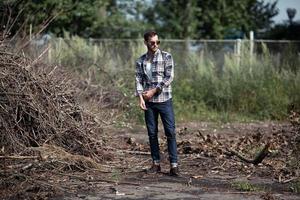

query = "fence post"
[235,39,241,66]
[93,45,97,64]
[250,31,254,60]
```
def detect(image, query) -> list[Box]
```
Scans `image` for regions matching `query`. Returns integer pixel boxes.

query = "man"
[135,30,179,176]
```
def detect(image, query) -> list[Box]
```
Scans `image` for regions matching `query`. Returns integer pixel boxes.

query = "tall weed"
[45,37,299,122]
[174,42,298,121]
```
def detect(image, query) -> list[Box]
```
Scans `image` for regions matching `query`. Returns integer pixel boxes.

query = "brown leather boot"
[170,166,179,176]
[146,164,161,174]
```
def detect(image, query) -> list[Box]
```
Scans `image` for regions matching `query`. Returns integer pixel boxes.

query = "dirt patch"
[50,122,300,200]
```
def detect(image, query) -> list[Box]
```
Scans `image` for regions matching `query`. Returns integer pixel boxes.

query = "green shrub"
[46,36,300,122]
[174,42,297,121]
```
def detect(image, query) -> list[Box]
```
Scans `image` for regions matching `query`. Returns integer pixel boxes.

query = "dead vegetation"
[0,38,125,199]
[174,116,300,183]
[0,32,299,199]
[0,50,103,157]
[120,115,300,189]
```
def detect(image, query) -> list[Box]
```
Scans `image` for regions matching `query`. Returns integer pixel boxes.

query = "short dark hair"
[144,31,157,42]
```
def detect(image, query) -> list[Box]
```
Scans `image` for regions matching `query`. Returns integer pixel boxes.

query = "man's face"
[145,35,160,53]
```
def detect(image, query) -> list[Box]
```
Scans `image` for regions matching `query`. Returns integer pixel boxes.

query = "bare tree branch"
[227,142,270,165]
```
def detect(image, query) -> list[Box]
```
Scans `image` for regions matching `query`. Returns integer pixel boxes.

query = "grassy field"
[43,35,300,123]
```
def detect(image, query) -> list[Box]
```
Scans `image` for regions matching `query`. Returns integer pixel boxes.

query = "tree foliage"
[264,22,300,40]
[263,8,300,40]
[144,0,201,39]
[146,0,278,39]
[0,0,148,38]
[1,0,279,39]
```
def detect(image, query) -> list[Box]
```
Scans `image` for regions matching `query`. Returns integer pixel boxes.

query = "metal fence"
[26,38,300,74]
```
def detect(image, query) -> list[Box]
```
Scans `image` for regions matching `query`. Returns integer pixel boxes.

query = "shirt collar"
[146,49,161,60]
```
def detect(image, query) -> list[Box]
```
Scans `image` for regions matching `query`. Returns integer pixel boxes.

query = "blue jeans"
[145,98,178,164]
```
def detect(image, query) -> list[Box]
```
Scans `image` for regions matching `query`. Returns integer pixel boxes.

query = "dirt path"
[61,178,299,200]
[54,122,299,200]
[57,162,299,200]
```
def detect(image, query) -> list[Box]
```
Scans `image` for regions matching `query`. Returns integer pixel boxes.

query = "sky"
[265,0,300,23]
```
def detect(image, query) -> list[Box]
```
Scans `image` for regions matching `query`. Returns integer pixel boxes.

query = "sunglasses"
[148,40,160,46]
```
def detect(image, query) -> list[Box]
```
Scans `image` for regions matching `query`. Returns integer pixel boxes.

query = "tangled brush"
[0,46,105,162]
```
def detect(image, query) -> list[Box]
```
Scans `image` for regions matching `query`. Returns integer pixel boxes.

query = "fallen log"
[227,142,270,165]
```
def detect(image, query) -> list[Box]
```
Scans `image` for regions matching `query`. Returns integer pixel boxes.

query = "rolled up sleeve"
[135,61,144,96]
[156,54,174,90]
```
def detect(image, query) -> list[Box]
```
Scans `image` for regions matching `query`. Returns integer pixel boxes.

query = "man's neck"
[147,49,158,57]
[147,50,154,56]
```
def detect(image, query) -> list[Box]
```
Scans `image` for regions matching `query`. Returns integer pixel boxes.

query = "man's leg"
[145,102,160,164]
[158,99,178,165]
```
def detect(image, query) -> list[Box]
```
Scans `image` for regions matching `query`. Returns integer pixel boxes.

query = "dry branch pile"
[0,44,117,199]
[0,50,103,158]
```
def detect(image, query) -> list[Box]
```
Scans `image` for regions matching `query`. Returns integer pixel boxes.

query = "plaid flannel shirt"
[135,49,174,103]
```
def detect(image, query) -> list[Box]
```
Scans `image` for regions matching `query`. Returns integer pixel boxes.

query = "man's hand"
[142,88,157,101]
[138,95,147,110]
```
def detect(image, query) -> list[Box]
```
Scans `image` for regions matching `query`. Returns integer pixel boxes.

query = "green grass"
[231,181,262,192]
[173,42,299,122]
[290,179,300,193]
[111,169,121,182]
[45,35,300,123]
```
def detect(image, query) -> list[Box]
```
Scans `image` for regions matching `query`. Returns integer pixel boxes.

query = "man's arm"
[135,61,144,96]
[135,61,147,110]
[142,87,159,101]
[156,53,174,91]
[138,94,147,110]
